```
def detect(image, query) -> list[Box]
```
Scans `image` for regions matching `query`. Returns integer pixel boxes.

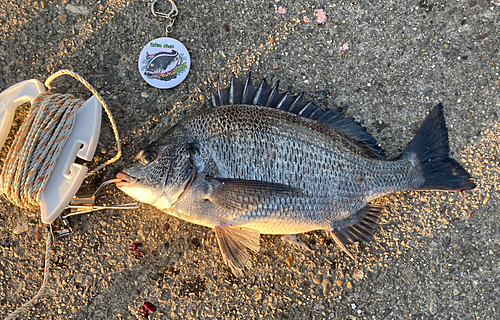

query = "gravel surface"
[1,0,499,319]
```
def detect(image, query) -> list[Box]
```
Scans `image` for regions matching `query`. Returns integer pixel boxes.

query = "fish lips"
[115,170,169,207]
[115,172,138,188]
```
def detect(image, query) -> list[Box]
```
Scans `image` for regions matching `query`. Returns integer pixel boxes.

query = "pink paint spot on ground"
[326,40,332,45]
[338,43,349,52]
[303,16,310,23]
[315,9,327,24]
[277,6,287,14]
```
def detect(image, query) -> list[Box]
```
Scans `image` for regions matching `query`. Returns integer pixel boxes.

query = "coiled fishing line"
[1,69,121,320]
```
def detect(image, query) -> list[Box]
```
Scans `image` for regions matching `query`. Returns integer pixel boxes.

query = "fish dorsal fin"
[210,74,385,159]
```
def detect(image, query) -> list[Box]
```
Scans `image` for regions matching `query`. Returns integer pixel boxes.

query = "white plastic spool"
[0,79,101,224]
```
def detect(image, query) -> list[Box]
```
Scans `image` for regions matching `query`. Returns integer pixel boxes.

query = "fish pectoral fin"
[214,225,260,275]
[206,176,304,213]
[329,204,384,260]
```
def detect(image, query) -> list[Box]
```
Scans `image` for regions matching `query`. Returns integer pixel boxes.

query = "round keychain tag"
[138,37,190,89]
[139,0,190,89]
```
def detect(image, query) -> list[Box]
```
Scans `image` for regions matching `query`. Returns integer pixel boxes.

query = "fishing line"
[1,69,121,320]
[3,227,52,320]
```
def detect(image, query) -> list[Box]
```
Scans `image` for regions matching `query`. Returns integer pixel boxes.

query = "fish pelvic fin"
[402,104,476,192]
[214,225,260,276]
[329,204,384,260]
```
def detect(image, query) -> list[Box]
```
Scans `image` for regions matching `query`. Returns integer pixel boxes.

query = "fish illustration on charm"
[138,0,190,89]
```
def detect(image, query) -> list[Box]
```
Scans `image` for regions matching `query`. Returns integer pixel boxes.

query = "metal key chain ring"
[151,0,178,36]
[140,0,190,89]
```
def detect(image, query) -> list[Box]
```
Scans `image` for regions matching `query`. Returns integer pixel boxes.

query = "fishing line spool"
[0,70,139,224]
[0,70,140,319]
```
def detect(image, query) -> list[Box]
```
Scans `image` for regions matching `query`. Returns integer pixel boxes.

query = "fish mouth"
[115,172,138,188]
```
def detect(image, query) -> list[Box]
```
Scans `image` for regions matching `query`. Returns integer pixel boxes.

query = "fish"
[116,74,476,275]
[144,50,180,79]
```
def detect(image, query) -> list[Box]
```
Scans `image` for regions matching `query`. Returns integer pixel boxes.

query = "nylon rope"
[3,227,52,320]
[1,69,122,209]
[1,70,121,320]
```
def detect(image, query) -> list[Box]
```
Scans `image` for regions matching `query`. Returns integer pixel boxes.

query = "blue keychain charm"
[139,0,190,89]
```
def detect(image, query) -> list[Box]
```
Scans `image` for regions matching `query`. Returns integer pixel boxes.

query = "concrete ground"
[0,0,499,319]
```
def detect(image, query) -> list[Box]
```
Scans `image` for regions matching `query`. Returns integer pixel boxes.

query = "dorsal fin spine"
[297,102,316,117]
[276,90,292,110]
[253,80,266,105]
[210,88,219,107]
[229,77,236,104]
[265,80,281,108]
[217,76,223,103]
[210,74,386,159]
[242,73,253,104]
[287,93,305,112]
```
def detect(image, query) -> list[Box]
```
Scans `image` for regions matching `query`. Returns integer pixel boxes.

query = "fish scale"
[116,75,476,274]
[190,106,418,227]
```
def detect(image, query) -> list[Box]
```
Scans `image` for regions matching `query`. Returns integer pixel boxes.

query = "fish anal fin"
[214,225,260,275]
[206,177,304,213]
[329,230,356,260]
[330,204,384,259]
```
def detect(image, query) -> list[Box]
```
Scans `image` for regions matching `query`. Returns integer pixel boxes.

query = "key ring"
[151,0,178,37]
[139,0,190,89]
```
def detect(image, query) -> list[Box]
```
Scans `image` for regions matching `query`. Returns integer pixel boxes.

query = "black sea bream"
[116,75,476,274]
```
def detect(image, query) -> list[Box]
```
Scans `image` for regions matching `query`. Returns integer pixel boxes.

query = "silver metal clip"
[53,218,73,239]
[151,0,178,37]
[61,178,142,219]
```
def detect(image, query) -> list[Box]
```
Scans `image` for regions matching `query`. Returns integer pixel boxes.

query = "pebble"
[141,92,150,98]
[346,281,354,294]
[429,301,438,315]
[13,221,29,235]
[314,302,324,310]
[322,278,332,296]
[313,273,322,285]
[253,290,263,302]
[57,14,68,24]
[268,296,277,309]
[353,268,364,281]
[286,252,294,267]
[66,4,90,14]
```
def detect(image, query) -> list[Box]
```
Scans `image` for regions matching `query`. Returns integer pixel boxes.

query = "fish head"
[116,141,196,209]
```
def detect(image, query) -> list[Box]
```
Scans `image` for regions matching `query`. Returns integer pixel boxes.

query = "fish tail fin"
[402,103,476,191]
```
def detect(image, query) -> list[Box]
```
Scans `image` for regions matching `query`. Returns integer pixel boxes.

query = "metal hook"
[61,178,142,219]
[151,0,178,36]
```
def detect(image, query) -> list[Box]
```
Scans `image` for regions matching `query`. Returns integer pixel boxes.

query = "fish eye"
[140,149,157,164]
